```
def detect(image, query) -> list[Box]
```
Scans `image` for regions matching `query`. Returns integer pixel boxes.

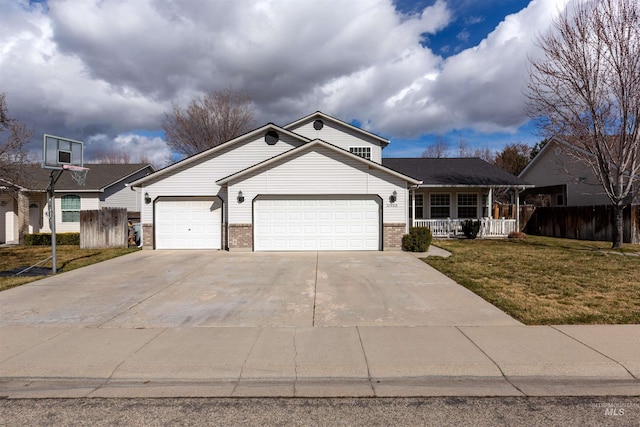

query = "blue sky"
[2,0,567,165]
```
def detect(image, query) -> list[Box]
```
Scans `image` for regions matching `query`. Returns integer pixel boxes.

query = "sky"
[0,0,574,167]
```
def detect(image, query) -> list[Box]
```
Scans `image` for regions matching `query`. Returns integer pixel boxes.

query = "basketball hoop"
[63,164,90,186]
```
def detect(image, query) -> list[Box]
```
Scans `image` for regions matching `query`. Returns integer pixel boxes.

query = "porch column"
[487,188,493,219]
[411,187,415,228]
[515,187,520,231]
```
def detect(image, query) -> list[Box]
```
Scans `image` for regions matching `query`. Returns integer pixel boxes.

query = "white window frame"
[61,194,81,223]
[457,193,478,219]
[429,193,450,219]
[412,193,424,219]
[349,146,371,160]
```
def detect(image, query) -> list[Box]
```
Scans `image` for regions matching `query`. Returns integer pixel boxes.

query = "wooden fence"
[80,208,128,249]
[523,205,639,244]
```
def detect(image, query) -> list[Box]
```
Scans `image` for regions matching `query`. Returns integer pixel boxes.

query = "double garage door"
[254,196,381,251]
[155,197,222,249]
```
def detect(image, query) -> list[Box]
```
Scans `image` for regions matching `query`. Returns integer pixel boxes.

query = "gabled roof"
[382,158,532,187]
[2,164,154,193]
[519,136,591,179]
[216,139,421,185]
[284,111,390,147]
[129,123,309,188]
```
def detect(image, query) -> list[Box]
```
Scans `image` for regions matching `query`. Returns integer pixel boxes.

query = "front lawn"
[0,245,139,291]
[424,236,640,325]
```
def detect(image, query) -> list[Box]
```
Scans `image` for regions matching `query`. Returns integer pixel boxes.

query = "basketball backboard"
[43,134,83,170]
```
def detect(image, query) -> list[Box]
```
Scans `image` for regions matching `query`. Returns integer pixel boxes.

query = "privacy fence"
[523,205,640,244]
[80,208,128,249]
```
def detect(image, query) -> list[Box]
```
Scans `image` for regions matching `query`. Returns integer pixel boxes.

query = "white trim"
[284,111,390,146]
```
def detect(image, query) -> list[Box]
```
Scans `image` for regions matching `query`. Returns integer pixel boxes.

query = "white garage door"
[155,197,222,249]
[254,196,380,251]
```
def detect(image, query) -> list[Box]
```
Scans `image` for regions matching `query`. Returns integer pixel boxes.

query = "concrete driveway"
[0,250,518,327]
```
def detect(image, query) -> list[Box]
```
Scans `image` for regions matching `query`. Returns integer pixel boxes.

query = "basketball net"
[63,164,90,186]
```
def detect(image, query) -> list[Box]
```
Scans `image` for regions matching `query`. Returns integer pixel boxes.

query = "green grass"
[424,236,640,325]
[0,245,139,291]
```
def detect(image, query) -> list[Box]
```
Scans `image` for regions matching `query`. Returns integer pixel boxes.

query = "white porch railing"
[412,218,517,238]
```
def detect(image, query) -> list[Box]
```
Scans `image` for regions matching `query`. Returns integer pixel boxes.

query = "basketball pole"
[48,169,64,274]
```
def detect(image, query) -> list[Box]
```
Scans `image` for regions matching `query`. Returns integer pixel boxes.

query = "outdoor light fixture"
[390,190,397,203]
[144,192,151,204]
[237,190,244,203]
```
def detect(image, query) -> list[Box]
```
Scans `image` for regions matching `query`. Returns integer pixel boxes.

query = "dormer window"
[350,147,371,160]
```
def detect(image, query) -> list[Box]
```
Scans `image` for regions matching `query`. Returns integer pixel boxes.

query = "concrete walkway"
[0,251,639,398]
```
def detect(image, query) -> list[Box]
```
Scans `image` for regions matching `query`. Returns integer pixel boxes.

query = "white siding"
[41,193,100,233]
[140,133,303,224]
[0,194,15,243]
[226,146,406,224]
[289,120,383,163]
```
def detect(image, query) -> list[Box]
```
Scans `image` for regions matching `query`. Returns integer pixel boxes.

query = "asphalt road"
[2,397,640,426]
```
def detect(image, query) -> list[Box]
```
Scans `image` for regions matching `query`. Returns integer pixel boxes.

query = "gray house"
[0,163,154,244]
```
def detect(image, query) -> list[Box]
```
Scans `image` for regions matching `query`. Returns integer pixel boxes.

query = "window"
[349,147,371,160]
[413,194,424,218]
[430,194,450,218]
[61,195,80,222]
[556,193,564,206]
[457,193,478,218]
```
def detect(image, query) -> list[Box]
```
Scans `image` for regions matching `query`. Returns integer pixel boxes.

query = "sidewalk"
[1,324,639,398]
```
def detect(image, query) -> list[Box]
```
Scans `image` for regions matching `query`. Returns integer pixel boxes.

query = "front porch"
[413,217,517,238]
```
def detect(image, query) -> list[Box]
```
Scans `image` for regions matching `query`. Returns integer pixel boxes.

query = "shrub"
[461,220,481,239]
[508,231,527,239]
[24,233,80,246]
[402,227,432,252]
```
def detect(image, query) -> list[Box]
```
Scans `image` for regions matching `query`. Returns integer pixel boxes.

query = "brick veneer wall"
[17,192,29,244]
[383,223,406,250]
[142,223,153,249]
[229,224,252,251]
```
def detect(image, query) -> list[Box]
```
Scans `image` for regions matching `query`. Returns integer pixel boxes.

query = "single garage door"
[155,197,222,249]
[254,196,380,251]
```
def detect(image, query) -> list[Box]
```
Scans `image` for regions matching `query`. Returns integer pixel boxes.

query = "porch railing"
[412,218,517,238]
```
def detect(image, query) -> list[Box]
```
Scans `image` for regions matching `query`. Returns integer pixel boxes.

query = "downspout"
[515,186,520,231]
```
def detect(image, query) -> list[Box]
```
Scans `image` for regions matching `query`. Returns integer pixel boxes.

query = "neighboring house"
[519,136,618,206]
[383,158,532,237]
[0,163,154,244]
[130,111,530,250]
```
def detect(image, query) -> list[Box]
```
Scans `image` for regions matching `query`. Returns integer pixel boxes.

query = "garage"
[155,197,222,249]
[253,195,381,251]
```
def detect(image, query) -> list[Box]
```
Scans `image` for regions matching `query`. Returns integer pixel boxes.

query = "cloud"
[0,0,572,162]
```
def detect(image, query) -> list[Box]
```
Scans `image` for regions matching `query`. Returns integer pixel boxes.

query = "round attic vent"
[265,130,279,145]
[313,119,324,130]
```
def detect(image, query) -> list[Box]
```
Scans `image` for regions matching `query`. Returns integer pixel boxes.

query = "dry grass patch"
[424,236,640,325]
[0,245,139,291]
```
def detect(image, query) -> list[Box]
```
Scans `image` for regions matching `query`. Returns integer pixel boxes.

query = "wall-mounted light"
[144,192,151,204]
[390,190,397,203]
[237,190,244,203]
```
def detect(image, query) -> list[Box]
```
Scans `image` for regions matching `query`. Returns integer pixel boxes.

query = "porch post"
[487,188,493,219]
[411,187,416,227]
[515,187,520,231]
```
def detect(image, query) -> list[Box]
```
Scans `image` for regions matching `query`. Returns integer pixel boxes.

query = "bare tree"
[457,138,495,162]
[0,93,32,189]
[93,149,132,164]
[526,0,640,248]
[494,143,531,176]
[162,86,255,158]
[421,135,450,158]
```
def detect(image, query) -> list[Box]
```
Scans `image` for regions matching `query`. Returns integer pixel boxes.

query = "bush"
[508,231,527,239]
[24,233,80,246]
[402,227,432,252]
[461,220,481,239]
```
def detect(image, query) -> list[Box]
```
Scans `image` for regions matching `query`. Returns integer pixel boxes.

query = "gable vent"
[313,119,324,130]
[265,130,279,145]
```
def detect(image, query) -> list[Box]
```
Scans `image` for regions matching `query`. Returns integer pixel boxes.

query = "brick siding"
[383,223,406,250]
[142,223,153,249]
[229,224,252,250]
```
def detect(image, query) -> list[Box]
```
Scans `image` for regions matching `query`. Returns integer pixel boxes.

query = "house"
[519,136,626,206]
[383,158,532,237]
[130,112,530,250]
[0,163,155,244]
